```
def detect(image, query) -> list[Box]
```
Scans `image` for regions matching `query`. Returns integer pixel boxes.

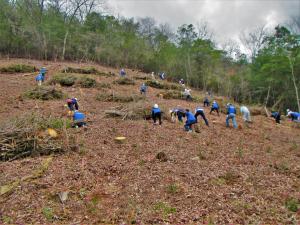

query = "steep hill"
[0,59,299,224]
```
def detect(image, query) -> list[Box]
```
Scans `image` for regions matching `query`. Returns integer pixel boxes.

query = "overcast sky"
[107,0,300,45]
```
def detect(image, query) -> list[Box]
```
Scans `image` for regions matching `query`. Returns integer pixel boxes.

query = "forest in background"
[0,0,299,111]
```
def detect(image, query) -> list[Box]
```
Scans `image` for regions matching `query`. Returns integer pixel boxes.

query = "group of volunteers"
[155,101,246,132]
[35,67,300,131]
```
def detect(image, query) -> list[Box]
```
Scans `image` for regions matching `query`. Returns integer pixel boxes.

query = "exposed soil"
[0,59,300,224]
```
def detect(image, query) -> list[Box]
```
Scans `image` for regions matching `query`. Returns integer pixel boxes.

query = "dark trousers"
[177,111,185,122]
[68,102,79,111]
[184,120,196,131]
[152,112,162,125]
[186,95,192,101]
[210,108,219,116]
[195,111,209,126]
[275,114,281,123]
[72,121,86,128]
[204,101,210,107]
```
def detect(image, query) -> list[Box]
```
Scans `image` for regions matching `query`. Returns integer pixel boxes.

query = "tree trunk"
[62,29,69,60]
[288,56,300,112]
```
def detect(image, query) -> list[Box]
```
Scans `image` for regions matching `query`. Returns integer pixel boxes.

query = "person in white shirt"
[240,106,251,122]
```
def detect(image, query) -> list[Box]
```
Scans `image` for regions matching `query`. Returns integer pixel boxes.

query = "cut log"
[115,137,126,144]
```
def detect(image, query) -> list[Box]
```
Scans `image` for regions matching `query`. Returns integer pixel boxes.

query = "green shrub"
[42,207,54,221]
[145,80,181,90]
[153,202,176,216]
[50,74,77,86]
[79,77,96,88]
[96,93,142,103]
[113,77,135,85]
[167,184,179,194]
[46,118,72,129]
[62,67,98,74]
[25,87,63,100]
[285,198,299,212]
[0,64,37,73]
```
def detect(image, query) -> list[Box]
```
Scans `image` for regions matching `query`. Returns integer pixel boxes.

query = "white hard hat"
[154,104,158,108]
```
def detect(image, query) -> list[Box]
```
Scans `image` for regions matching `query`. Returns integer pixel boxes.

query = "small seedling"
[42,207,54,221]
[197,149,206,160]
[167,184,179,194]
[138,160,146,166]
[153,201,176,216]
[285,198,299,212]
[266,146,272,153]
[235,147,244,158]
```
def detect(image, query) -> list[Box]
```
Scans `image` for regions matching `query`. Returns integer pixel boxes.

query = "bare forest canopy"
[0,0,299,111]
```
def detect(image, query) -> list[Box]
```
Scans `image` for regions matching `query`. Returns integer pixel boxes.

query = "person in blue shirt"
[67,98,79,111]
[140,83,147,95]
[226,103,237,128]
[120,68,126,77]
[210,100,220,116]
[271,111,281,124]
[40,67,47,80]
[287,109,300,121]
[170,107,185,122]
[72,110,86,128]
[152,104,162,125]
[184,109,197,132]
[35,73,44,86]
[203,96,210,107]
[194,107,209,126]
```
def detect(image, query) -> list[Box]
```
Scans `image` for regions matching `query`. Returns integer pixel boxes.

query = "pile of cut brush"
[0,115,69,161]
[105,101,173,122]
[105,102,152,120]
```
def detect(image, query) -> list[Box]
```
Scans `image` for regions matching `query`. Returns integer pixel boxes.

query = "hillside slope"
[0,59,300,224]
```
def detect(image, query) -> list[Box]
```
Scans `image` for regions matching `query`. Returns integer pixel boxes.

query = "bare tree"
[221,39,241,59]
[196,20,214,40]
[239,25,269,60]
[137,17,156,37]
[286,16,300,35]
[60,0,106,60]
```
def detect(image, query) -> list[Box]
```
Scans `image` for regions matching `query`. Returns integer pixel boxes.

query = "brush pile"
[145,80,182,90]
[96,92,143,103]
[105,102,152,120]
[0,115,70,161]
[25,86,63,100]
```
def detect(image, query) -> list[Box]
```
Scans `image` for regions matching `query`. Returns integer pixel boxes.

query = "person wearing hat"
[194,107,209,126]
[210,100,220,116]
[152,104,162,125]
[170,107,185,123]
[140,83,147,95]
[72,110,86,128]
[120,68,126,77]
[184,109,197,132]
[66,98,79,111]
[183,88,192,101]
[287,109,300,121]
[240,105,251,123]
[226,103,237,128]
